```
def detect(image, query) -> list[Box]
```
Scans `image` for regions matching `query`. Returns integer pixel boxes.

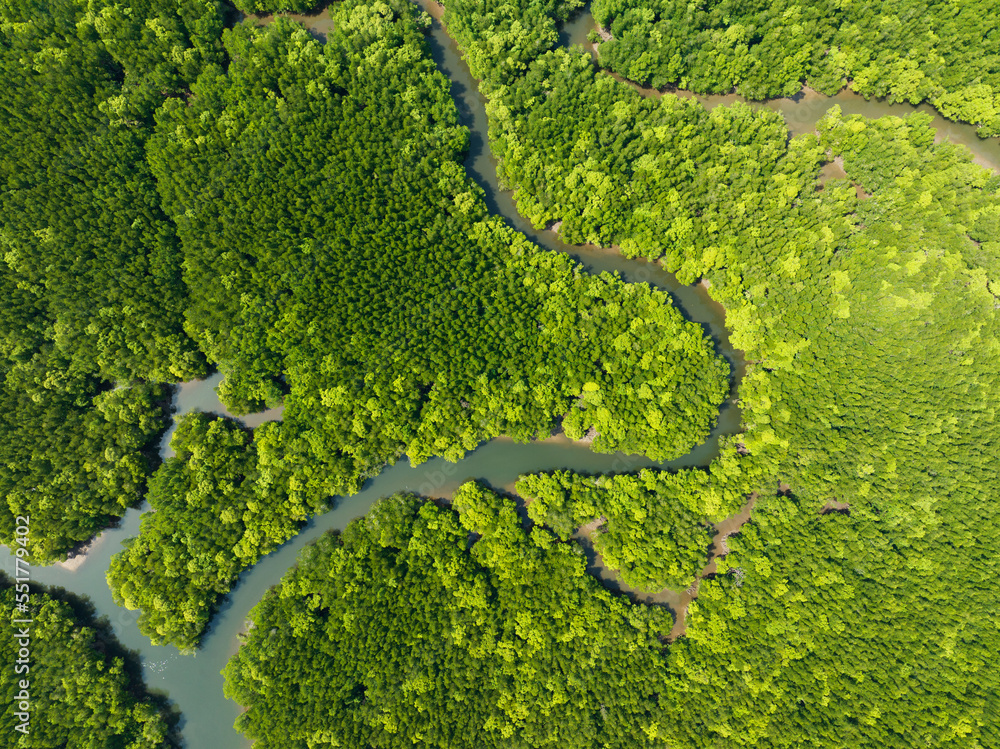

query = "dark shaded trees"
[0,0,223,559]
[0,576,174,747]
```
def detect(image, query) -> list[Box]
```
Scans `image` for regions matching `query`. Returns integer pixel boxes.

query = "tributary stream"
[3,5,999,747]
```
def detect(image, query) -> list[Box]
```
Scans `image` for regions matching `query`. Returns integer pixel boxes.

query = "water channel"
[559,7,1000,171]
[4,4,1000,747]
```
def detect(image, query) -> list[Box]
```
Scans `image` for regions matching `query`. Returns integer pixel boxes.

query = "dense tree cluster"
[234,0,319,13]
[0,0,222,560]
[0,0,218,382]
[0,379,169,563]
[11,0,1000,743]
[488,50,790,254]
[442,0,583,89]
[0,577,173,747]
[107,413,300,651]
[224,484,677,749]
[516,468,726,590]
[437,1,1000,742]
[590,0,1000,134]
[647,112,998,744]
[104,0,726,649]
[153,4,725,481]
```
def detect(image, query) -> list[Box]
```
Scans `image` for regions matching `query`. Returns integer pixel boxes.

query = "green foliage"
[517,468,728,590]
[680,110,1000,749]
[662,486,1000,746]
[590,0,833,98]
[232,0,320,13]
[0,375,168,563]
[0,0,218,382]
[591,0,1000,134]
[14,0,1000,742]
[488,49,791,263]
[149,6,726,491]
[438,0,1000,737]
[0,0,225,559]
[110,0,726,650]
[442,0,584,89]
[0,578,172,747]
[224,483,676,748]
[107,413,302,651]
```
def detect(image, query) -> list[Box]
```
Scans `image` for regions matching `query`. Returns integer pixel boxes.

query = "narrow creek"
[4,4,999,748]
[561,6,1000,171]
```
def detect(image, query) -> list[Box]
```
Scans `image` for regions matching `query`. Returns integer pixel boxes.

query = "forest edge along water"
[558,3,1000,171]
[5,3,1000,747]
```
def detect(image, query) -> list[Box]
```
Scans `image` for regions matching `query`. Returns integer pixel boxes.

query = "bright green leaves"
[233,0,320,13]
[588,0,1000,135]
[224,484,675,749]
[109,0,726,650]
[0,378,168,563]
[442,0,585,90]
[517,468,729,590]
[490,49,793,265]
[0,0,211,382]
[439,0,1000,739]
[150,6,727,483]
[107,413,300,650]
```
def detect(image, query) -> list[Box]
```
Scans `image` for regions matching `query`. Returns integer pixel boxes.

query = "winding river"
[4,4,999,747]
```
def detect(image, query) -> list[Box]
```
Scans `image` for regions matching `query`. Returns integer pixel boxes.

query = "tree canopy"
[106,0,727,650]
[591,0,1000,135]
[0,0,222,560]
[106,413,296,651]
[436,0,1000,741]
[224,484,677,749]
[442,0,584,89]
[516,468,725,591]
[153,4,726,482]
[7,0,1000,744]
[0,577,174,747]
